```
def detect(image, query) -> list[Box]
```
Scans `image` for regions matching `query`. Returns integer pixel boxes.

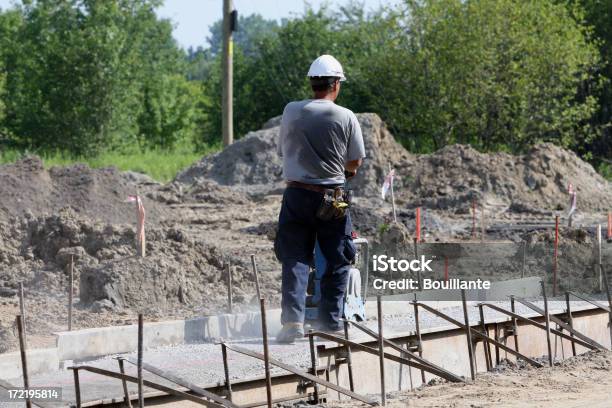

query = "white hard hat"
[307,55,346,81]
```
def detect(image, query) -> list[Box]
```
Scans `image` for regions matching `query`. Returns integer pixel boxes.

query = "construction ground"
[1,113,612,407]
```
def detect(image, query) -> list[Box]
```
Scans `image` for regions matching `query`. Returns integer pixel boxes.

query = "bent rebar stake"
[222,342,378,406]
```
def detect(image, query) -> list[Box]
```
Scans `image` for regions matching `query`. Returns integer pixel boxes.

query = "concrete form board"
[0,348,59,381]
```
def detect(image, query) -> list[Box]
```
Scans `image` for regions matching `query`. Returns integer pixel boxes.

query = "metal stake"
[481,204,486,242]
[413,239,422,290]
[250,254,262,300]
[461,289,476,380]
[478,304,492,371]
[494,323,500,366]
[308,330,320,403]
[521,241,526,279]
[226,263,233,313]
[138,314,144,407]
[553,216,559,296]
[18,282,26,345]
[377,296,386,406]
[565,292,577,356]
[73,368,82,408]
[68,255,74,331]
[221,344,233,401]
[601,265,612,351]
[118,359,133,408]
[510,296,519,353]
[597,225,603,292]
[260,298,273,408]
[541,281,554,367]
[16,315,32,408]
[343,320,355,392]
[412,294,426,384]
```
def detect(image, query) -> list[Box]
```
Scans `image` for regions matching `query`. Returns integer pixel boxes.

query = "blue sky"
[0,0,399,49]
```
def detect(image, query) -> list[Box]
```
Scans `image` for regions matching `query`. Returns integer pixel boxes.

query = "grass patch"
[0,143,221,182]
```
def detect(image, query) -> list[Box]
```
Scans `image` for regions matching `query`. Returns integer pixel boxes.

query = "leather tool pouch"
[316,188,351,221]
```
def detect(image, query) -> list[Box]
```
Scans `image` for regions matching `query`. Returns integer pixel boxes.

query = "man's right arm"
[344,113,365,176]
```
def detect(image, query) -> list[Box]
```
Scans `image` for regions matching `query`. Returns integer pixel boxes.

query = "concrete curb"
[55,309,283,362]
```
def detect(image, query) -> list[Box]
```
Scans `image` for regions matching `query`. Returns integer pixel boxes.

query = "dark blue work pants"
[274,186,356,331]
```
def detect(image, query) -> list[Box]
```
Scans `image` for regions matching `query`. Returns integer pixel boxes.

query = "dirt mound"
[398,143,612,213]
[0,207,263,314]
[175,113,410,196]
[79,230,255,313]
[0,156,169,224]
[177,114,609,214]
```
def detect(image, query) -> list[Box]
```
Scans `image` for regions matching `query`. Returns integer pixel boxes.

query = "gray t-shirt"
[277,99,365,185]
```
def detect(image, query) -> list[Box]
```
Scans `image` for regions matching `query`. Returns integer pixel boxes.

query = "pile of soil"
[397,143,612,213]
[175,113,410,197]
[176,113,610,216]
[0,156,168,224]
[0,208,267,314]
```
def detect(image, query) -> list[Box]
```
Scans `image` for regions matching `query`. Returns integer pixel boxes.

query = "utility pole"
[222,0,235,146]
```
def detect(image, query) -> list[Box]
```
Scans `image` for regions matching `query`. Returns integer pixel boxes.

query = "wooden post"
[607,212,611,240]
[68,255,74,331]
[222,0,234,146]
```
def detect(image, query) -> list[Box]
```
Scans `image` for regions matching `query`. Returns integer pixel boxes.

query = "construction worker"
[275,55,365,343]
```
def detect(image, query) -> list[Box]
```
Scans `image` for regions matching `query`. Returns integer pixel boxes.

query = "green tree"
[370,0,602,152]
[563,0,612,166]
[0,0,205,155]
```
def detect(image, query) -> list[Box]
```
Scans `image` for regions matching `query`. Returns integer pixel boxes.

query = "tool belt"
[287,181,352,220]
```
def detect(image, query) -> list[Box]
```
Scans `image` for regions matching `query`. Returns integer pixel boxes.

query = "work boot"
[276,322,304,344]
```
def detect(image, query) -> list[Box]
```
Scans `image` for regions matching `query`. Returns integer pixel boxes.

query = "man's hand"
[344,169,356,179]
[345,159,362,176]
